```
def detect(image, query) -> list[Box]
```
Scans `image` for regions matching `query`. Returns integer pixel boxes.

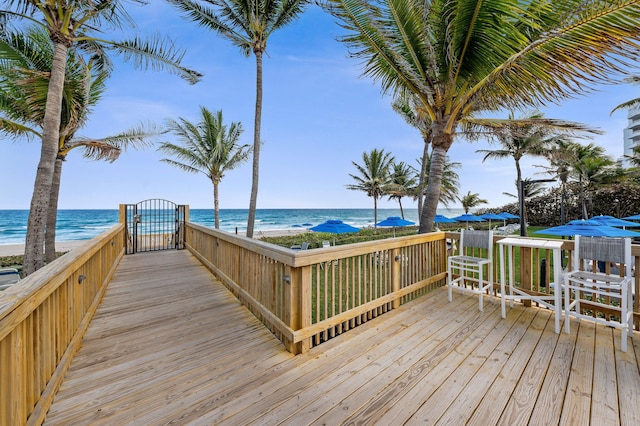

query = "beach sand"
[0,229,311,257]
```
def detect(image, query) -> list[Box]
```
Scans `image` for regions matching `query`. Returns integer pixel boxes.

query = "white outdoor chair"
[563,236,633,352]
[448,230,494,311]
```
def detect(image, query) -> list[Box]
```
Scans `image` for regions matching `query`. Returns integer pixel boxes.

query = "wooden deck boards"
[43,250,640,425]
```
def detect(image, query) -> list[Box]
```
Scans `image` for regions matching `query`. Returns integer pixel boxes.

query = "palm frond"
[166,0,253,55]
[469,1,640,113]
[108,34,203,84]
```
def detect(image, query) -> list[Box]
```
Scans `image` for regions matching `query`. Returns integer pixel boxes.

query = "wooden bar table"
[498,237,564,334]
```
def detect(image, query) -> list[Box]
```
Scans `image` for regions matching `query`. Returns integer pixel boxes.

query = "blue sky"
[0,3,635,210]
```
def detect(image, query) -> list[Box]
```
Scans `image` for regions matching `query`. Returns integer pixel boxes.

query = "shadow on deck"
[44,250,640,424]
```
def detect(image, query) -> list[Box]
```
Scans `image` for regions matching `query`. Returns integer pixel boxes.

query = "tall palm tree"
[0,26,157,262]
[411,153,461,212]
[392,92,431,218]
[503,178,548,229]
[542,139,579,224]
[326,0,640,234]
[167,0,309,238]
[460,191,488,215]
[475,111,599,235]
[385,161,417,219]
[346,148,394,228]
[572,143,615,218]
[5,1,201,274]
[159,107,251,229]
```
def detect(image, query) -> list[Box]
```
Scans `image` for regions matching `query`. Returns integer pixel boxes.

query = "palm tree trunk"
[398,198,404,219]
[374,196,378,230]
[419,140,450,233]
[515,160,527,237]
[246,51,263,238]
[417,139,429,221]
[213,179,220,229]
[45,157,63,263]
[579,178,587,219]
[23,42,68,275]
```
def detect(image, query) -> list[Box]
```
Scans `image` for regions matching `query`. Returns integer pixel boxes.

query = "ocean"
[0,208,467,245]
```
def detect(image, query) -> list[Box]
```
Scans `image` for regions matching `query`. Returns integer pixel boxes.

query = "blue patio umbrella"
[534,219,640,237]
[480,213,506,228]
[498,212,520,219]
[310,220,360,245]
[624,214,640,221]
[376,216,415,237]
[302,223,313,227]
[590,215,640,228]
[434,214,458,223]
[453,213,485,229]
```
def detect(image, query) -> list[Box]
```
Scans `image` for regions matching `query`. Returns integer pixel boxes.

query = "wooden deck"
[43,250,640,425]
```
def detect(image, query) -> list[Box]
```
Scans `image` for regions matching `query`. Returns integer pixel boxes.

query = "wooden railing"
[185,223,448,354]
[447,233,640,329]
[0,225,125,426]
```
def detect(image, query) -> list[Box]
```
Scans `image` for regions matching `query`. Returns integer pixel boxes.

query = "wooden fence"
[0,225,125,426]
[185,223,448,354]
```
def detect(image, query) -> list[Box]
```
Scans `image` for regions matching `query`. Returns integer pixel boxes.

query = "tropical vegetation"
[611,76,640,114]
[3,1,201,275]
[167,0,310,238]
[475,111,599,235]
[460,192,488,215]
[346,148,395,227]
[325,0,640,234]
[385,161,416,219]
[158,107,251,229]
[0,26,157,263]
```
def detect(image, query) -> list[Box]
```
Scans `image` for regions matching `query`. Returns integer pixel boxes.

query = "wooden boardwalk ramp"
[44,250,640,425]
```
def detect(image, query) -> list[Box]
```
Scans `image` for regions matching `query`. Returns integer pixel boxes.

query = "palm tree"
[460,191,488,215]
[475,111,599,235]
[326,0,640,234]
[411,154,461,211]
[392,93,431,218]
[572,143,615,219]
[0,26,157,262]
[167,0,309,238]
[346,148,394,228]
[4,1,201,274]
[611,76,640,114]
[159,107,251,229]
[625,144,640,167]
[542,139,579,224]
[503,178,548,229]
[385,161,417,219]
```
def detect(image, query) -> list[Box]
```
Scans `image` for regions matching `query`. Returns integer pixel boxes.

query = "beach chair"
[448,230,494,311]
[563,236,633,351]
[0,268,20,291]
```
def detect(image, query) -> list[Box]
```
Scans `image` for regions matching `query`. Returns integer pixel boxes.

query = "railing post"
[390,248,401,309]
[284,265,311,354]
[635,254,639,331]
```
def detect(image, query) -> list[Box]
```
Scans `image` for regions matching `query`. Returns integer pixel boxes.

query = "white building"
[622,105,640,167]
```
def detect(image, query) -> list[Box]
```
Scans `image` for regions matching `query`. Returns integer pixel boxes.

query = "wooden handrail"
[0,224,125,426]
[185,223,449,354]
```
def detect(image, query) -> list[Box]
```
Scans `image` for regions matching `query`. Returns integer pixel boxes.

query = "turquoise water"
[0,208,466,245]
